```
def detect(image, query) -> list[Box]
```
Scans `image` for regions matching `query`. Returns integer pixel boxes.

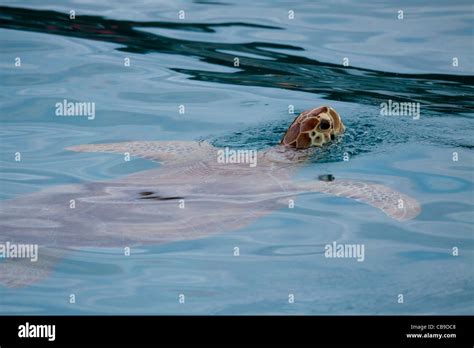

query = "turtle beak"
[327,107,345,135]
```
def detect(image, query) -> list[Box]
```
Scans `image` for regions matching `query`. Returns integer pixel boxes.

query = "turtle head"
[280,106,345,149]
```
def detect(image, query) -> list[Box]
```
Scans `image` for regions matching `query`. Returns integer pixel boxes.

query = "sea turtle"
[0,106,420,287]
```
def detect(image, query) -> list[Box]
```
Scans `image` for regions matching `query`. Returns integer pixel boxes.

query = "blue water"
[0,0,473,314]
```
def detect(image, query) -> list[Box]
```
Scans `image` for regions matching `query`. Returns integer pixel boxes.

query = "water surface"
[0,1,473,314]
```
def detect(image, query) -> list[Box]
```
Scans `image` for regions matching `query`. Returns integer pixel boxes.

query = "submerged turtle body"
[0,106,421,287]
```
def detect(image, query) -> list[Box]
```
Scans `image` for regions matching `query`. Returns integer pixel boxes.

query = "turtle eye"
[320,119,330,130]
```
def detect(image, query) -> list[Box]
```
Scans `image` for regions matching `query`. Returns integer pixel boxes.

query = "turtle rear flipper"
[0,247,67,288]
[66,140,216,164]
[302,179,421,221]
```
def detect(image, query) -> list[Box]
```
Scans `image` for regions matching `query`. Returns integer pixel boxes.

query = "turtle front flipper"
[300,179,421,221]
[66,140,216,164]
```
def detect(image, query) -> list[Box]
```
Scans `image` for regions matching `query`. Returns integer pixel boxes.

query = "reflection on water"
[1,6,473,114]
[0,2,473,315]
